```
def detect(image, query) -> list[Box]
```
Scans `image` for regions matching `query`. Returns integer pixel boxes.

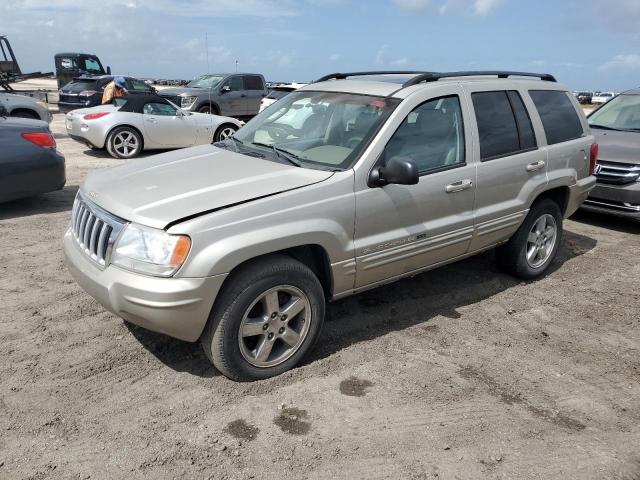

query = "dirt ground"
[1,114,639,480]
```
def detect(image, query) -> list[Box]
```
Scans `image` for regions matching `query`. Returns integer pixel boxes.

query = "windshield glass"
[187,74,225,88]
[234,91,400,170]
[588,94,640,131]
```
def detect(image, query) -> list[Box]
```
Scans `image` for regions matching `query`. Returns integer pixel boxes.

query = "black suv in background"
[57,75,155,112]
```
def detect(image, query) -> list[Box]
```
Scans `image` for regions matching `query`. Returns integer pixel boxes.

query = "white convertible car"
[65,95,242,159]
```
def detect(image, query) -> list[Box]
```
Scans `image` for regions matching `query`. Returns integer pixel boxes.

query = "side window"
[223,76,243,91]
[60,57,76,69]
[129,78,152,92]
[143,102,177,116]
[84,58,101,72]
[472,91,520,160]
[507,91,537,150]
[385,95,465,174]
[529,90,584,145]
[244,75,264,90]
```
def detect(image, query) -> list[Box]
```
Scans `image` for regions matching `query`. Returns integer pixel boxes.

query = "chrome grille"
[595,160,640,185]
[70,195,125,267]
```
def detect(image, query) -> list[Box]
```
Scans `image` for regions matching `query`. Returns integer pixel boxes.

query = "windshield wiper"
[590,124,622,131]
[251,142,303,167]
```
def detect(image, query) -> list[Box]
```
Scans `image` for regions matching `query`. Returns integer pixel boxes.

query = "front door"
[142,101,196,147]
[218,76,245,117]
[354,91,476,288]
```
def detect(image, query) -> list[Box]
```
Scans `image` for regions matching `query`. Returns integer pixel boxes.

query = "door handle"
[526,160,545,172]
[146,118,157,123]
[445,179,473,193]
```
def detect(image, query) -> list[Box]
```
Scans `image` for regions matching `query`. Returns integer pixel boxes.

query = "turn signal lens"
[21,132,56,149]
[83,112,110,120]
[170,236,192,266]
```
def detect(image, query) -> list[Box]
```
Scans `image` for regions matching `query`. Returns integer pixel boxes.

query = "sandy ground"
[1,114,639,480]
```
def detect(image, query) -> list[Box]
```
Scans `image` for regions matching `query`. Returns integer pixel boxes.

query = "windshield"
[234,91,400,170]
[78,55,105,74]
[588,94,640,131]
[187,74,225,88]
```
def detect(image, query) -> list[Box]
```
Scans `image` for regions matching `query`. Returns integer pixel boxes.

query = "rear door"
[354,86,476,287]
[242,75,266,116]
[142,101,196,147]
[465,87,548,251]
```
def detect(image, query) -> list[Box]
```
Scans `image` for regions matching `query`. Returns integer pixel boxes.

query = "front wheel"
[496,199,563,279]
[213,124,238,142]
[201,255,325,381]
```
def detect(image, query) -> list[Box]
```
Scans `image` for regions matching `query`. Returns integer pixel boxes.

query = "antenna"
[205,32,210,74]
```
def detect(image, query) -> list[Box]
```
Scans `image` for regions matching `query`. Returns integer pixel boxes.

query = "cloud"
[599,54,640,71]
[394,0,503,15]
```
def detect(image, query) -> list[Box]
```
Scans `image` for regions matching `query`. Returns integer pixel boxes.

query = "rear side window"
[529,90,584,145]
[472,91,520,160]
[507,91,537,150]
[244,75,264,90]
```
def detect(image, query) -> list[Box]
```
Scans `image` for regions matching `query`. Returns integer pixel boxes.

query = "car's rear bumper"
[64,230,227,342]
[580,181,640,220]
[565,175,596,218]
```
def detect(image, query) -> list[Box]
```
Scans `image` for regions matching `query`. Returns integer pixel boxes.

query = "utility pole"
[235,60,238,73]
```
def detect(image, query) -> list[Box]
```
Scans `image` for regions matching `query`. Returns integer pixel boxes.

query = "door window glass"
[507,91,537,150]
[472,91,520,160]
[143,102,177,116]
[385,96,465,173]
[130,78,152,92]
[244,75,264,90]
[223,76,243,91]
[529,90,584,145]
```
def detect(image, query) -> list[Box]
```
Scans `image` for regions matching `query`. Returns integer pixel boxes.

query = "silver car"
[64,70,596,381]
[65,95,241,159]
[0,92,52,123]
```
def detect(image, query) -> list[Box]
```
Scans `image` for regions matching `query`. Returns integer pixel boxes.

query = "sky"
[2,0,640,91]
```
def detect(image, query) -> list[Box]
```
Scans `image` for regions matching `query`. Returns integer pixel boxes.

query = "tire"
[496,198,563,280]
[198,104,219,115]
[106,126,142,159]
[213,124,238,142]
[201,255,325,381]
[10,110,39,120]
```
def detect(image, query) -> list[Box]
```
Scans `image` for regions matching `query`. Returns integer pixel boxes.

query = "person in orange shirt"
[101,76,128,104]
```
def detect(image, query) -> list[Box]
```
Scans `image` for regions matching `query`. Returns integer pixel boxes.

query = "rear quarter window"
[529,90,584,145]
[244,75,264,90]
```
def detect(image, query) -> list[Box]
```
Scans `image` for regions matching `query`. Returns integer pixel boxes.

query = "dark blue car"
[0,107,65,203]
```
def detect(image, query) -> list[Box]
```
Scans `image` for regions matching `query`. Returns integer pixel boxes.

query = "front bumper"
[565,175,597,218]
[581,181,640,220]
[64,230,228,342]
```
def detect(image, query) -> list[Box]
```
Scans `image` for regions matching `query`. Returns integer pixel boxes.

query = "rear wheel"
[106,126,142,159]
[214,124,238,142]
[201,255,325,381]
[496,199,563,279]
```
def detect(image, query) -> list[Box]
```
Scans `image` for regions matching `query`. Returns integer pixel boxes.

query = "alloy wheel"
[238,285,311,368]
[526,213,557,269]
[112,131,139,157]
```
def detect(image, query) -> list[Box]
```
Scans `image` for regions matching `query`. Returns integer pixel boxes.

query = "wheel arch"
[9,108,40,119]
[531,186,570,217]
[105,123,145,150]
[196,100,220,115]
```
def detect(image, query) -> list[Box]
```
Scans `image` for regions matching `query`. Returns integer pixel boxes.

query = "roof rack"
[314,71,428,83]
[403,71,557,87]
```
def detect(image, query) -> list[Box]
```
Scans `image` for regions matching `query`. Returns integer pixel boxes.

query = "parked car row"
[573,90,618,105]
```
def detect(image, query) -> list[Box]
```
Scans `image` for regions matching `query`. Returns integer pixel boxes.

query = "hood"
[592,128,640,165]
[81,145,334,229]
[158,87,206,97]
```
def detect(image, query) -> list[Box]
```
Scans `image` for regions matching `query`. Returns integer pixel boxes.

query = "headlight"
[111,223,191,277]
[181,96,197,108]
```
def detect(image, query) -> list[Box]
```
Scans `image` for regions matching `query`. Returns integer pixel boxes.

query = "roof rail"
[403,71,557,87]
[314,71,428,83]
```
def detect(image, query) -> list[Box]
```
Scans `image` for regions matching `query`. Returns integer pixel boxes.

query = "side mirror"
[369,156,419,187]
[221,85,231,93]
[106,66,112,75]
[176,109,185,117]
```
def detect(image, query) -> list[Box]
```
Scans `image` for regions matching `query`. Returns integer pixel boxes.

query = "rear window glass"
[68,80,99,90]
[529,90,584,145]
